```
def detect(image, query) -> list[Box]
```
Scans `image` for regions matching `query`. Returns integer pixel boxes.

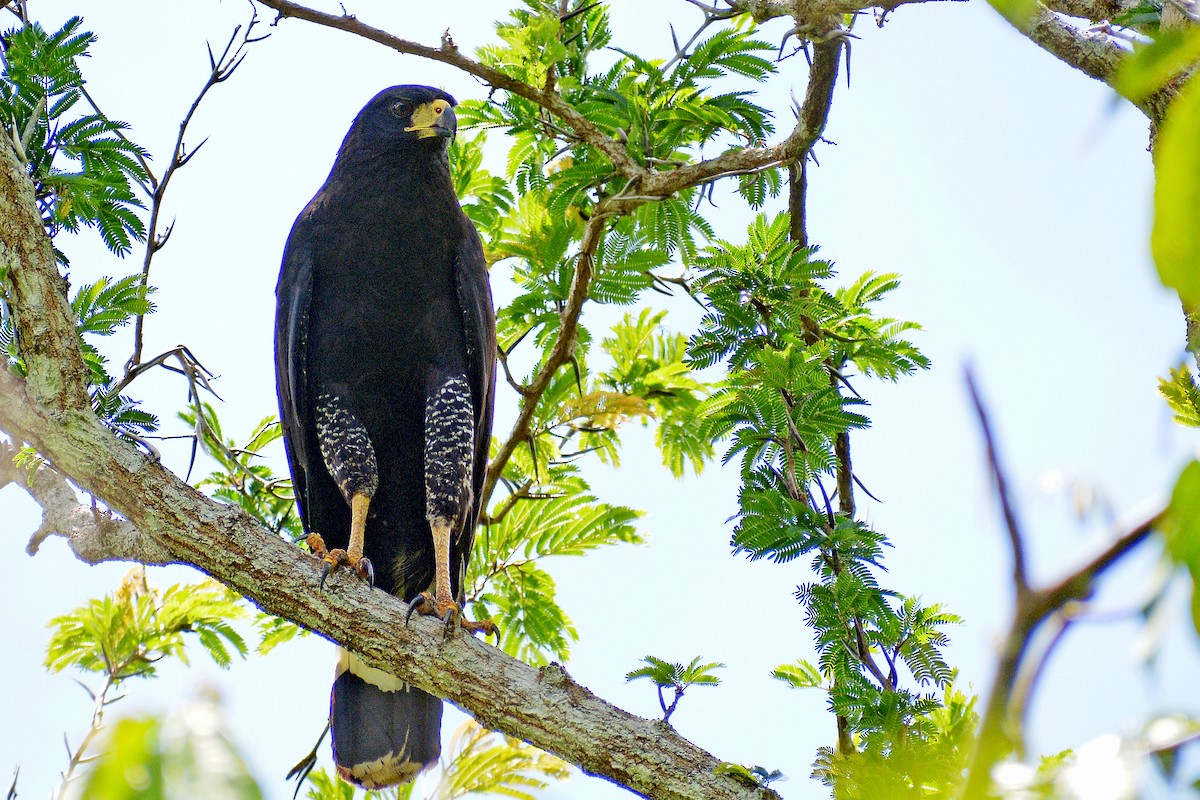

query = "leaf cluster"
[181,403,302,541]
[599,308,714,476]
[81,701,263,800]
[302,721,569,800]
[808,681,978,798]
[0,17,149,256]
[465,0,777,264]
[469,458,643,665]
[626,654,723,722]
[684,211,969,781]
[1,269,158,440]
[45,568,249,681]
[690,213,928,545]
[1159,363,1200,428]
[1,18,161,442]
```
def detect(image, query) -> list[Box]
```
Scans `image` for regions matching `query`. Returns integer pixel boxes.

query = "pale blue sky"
[3,1,1197,797]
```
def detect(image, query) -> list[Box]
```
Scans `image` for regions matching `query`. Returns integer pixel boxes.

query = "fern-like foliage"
[1,18,159,442]
[688,212,968,783]
[433,721,570,800]
[1160,362,1200,427]
[1,267,159,440]
[449,132,514,248]
[469,459,643,665]
[45,568,248,681]
[0,16,149,255]
[626,655,724,722]
[464,0,776,270]
[181,403,302,541]
[809,681,978,798]
[599,309,714,476]
[301,721,569,800]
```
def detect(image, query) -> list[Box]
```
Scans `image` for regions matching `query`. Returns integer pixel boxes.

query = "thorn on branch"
[560,1,601,24]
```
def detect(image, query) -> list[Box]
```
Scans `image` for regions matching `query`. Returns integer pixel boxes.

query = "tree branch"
[727,0,964,26]
[253,0,849,208]
[0,440,173,563]
[244,3,851,520]
[124,9,263,373]
[997,4,1178,123]
[254,0,646,179]
[0,103,777,800]
[1040,0,1125,22]
[0,135,90,413]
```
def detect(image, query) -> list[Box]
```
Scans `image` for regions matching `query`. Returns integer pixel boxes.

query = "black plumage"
[274,85,496,789]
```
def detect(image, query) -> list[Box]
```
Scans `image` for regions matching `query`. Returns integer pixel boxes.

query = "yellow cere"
[405,99,450,138]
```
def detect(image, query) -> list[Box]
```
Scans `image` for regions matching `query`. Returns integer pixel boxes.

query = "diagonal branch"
[254,0,851,207]
[962,501,1162,798]
[0,363,778,800]
[248,3,849,516]
[966,368,1029,595]
[0,441,172,563]
[125,8,264,372]
[724,0,965,25]
[995,3,1179,123]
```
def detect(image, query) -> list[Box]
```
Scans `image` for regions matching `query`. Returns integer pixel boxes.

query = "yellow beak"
[405,99,455,139]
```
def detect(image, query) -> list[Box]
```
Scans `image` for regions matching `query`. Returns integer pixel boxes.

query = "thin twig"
[125,7,264,373]
[55,673,116,800]
[481,207,610,508]
[966,367,1029,594]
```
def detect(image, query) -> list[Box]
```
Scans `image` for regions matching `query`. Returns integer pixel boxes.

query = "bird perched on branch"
[274,85,496,789]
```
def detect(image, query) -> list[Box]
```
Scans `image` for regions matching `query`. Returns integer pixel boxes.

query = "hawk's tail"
[330,648,442,789]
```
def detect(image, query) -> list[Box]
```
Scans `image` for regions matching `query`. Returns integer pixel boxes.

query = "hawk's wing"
[275,215,319,532]
[452,227,496,586]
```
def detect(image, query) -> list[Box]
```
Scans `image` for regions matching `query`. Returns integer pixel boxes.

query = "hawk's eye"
[389,101,412,118]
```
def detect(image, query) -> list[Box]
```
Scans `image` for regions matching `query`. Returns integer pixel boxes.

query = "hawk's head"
[348,85,458,153]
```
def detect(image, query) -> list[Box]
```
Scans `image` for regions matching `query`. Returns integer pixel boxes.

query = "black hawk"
[274,85,496,788]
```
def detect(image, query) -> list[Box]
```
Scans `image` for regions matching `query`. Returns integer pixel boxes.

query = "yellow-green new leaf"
[1115,28,1200,102]
[1152,78,1200,307]
[1164,460,1200,637]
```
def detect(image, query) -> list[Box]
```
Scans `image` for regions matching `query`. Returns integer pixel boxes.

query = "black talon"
[319,561,333,590]
[358,557,375,587]
[405,594,427,625]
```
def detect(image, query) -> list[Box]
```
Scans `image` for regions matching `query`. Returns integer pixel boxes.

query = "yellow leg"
[348,492,370,563]
[430,517,455,617]
[309,495,374,588]
[403,515,495,638]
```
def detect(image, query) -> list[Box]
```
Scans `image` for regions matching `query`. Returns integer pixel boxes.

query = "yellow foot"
[404,591,499,639]
[306,533,373,588]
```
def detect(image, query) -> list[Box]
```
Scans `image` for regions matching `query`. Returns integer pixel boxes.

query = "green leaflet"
[45,572,248,679]
[469,465,643,664]
[1165,461,1200,637]
[1159,363,1200,428]
[1114,27,1200,102]
[1152,75,1200,307]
